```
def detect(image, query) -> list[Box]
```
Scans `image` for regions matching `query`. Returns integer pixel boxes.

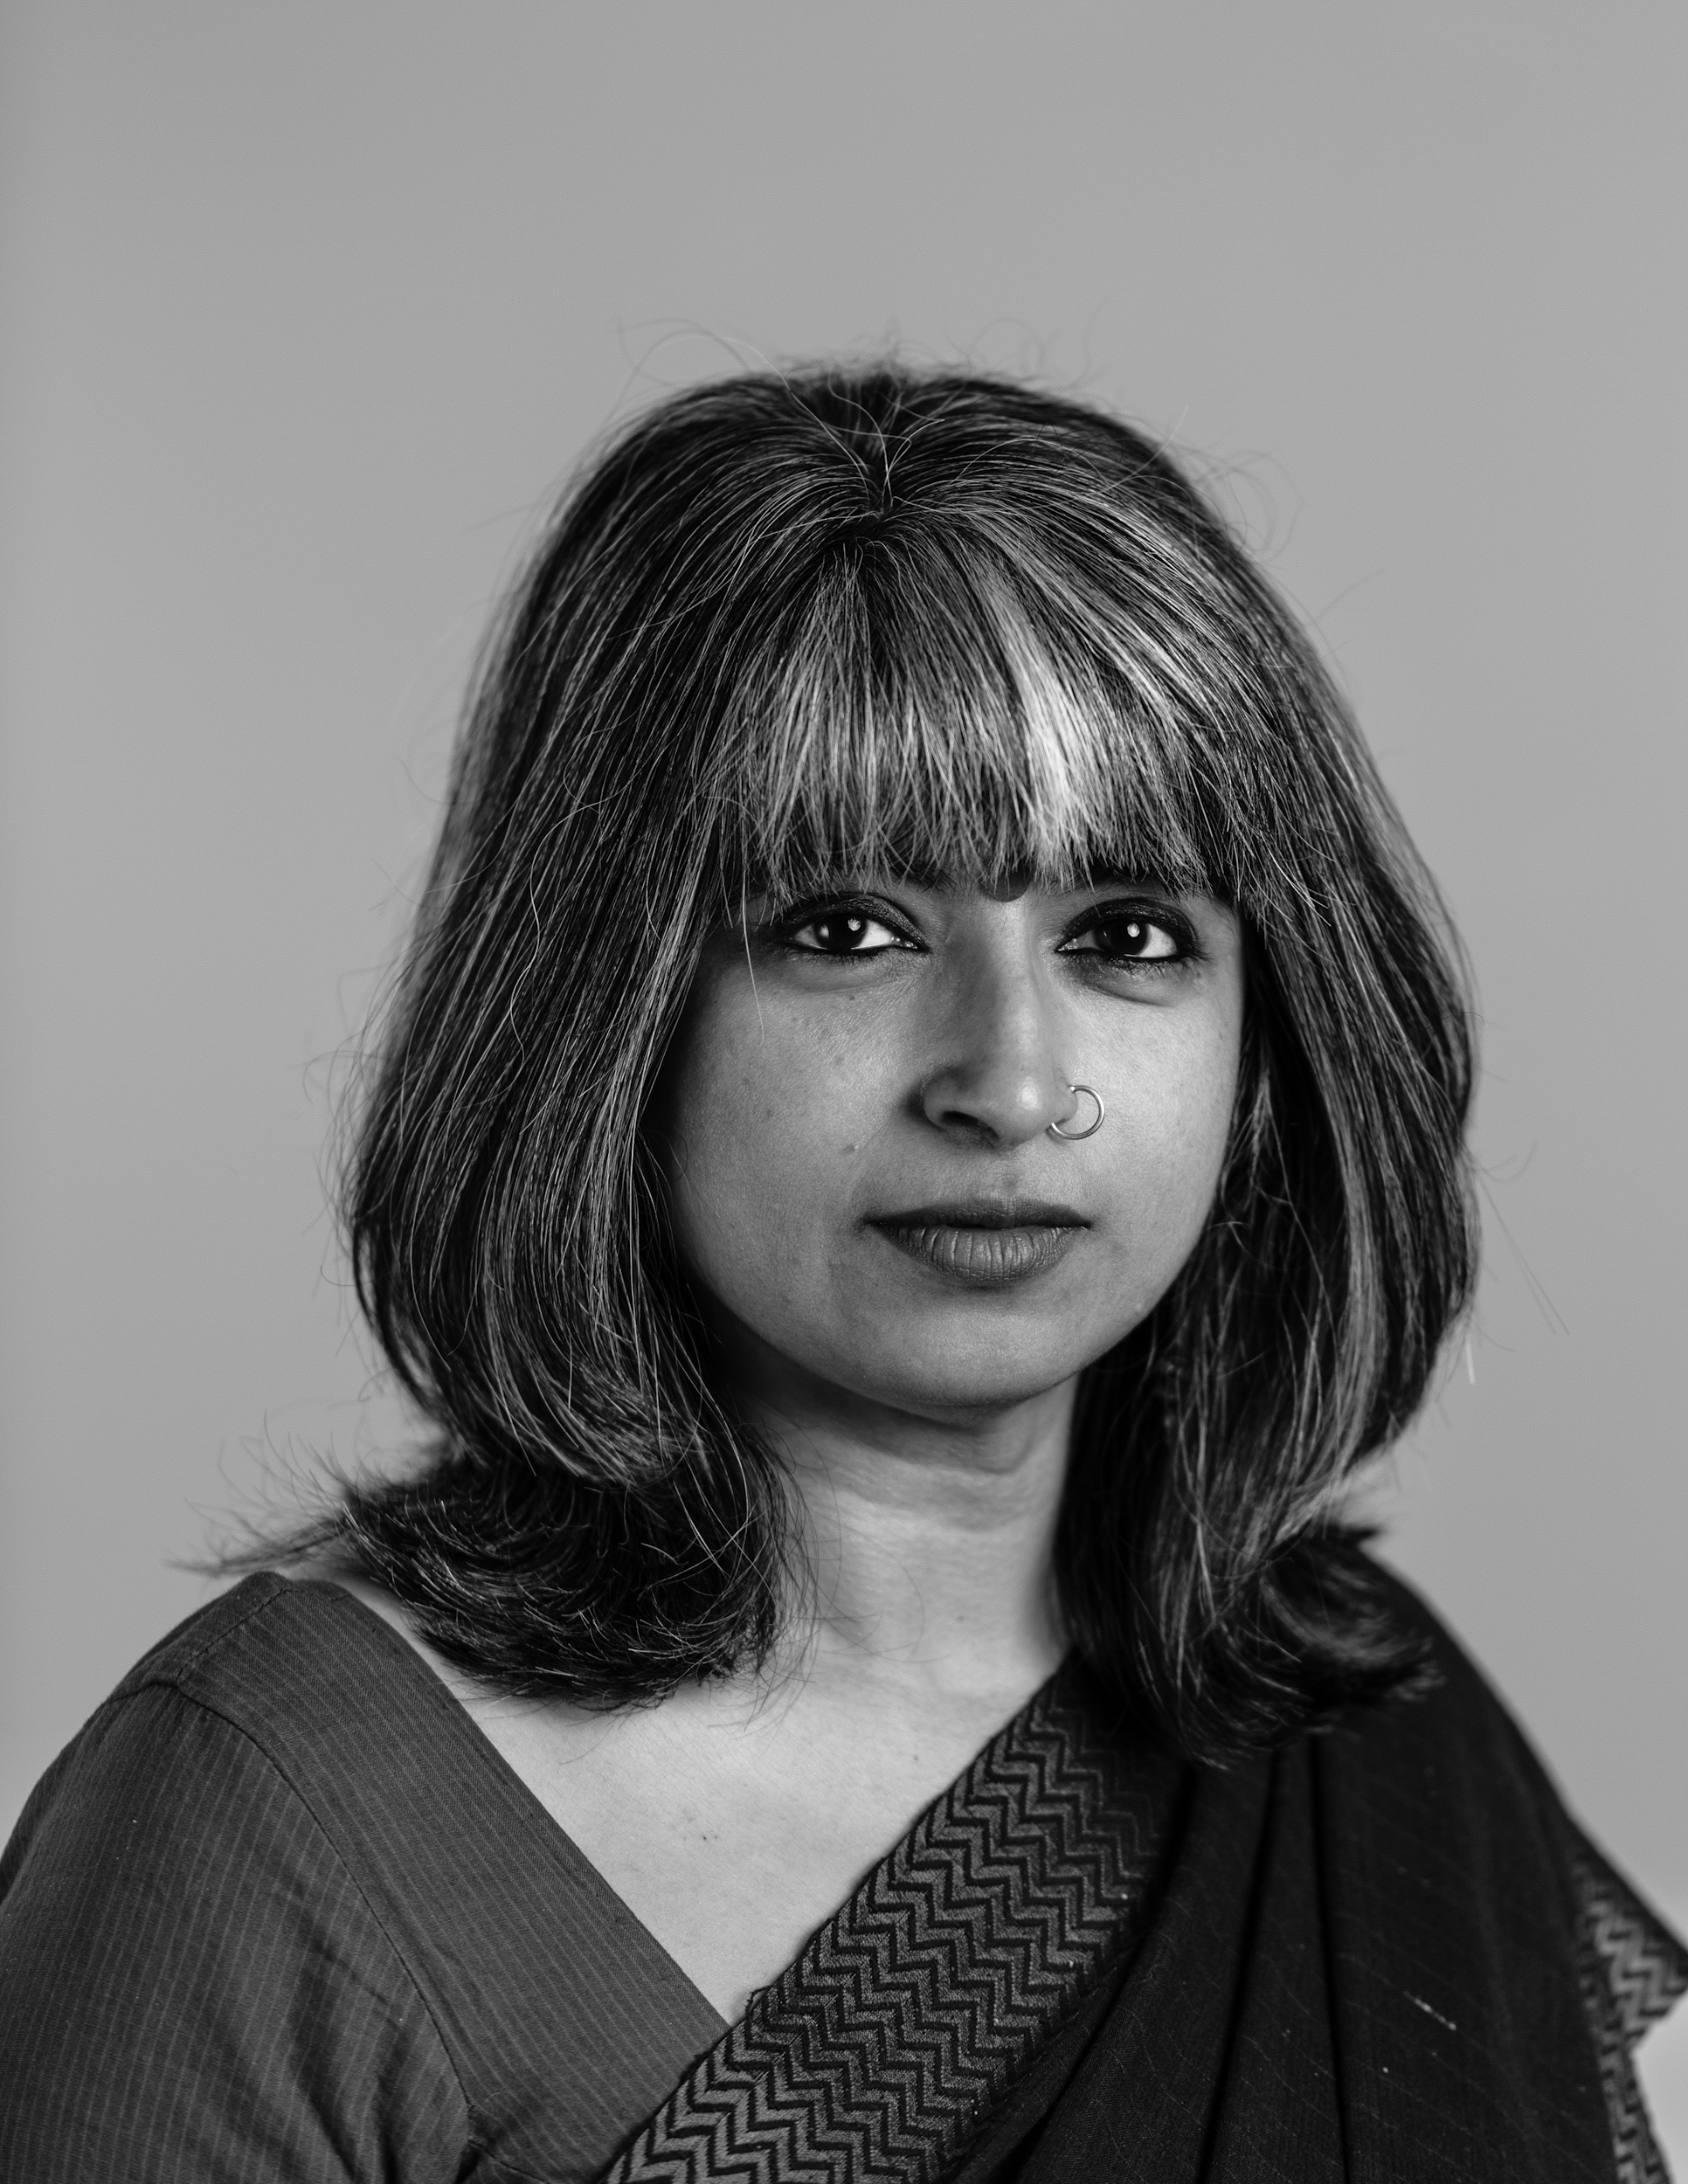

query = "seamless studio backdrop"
[3,0,1684,2146]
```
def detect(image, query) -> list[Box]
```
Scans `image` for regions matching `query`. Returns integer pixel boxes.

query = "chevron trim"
[601,1672,1176,2184]
[1567,1832,1688,2184]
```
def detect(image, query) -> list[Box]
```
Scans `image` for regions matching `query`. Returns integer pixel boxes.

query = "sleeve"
[0,1683,472,2183]
[1565,1825,1688,2184]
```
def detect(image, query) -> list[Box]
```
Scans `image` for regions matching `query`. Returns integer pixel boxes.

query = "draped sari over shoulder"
[2,1571,1682,2184]
[605,1593,1686,2184]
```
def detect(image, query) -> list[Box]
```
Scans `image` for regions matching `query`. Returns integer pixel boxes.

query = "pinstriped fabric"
[1567,1832,1688,2184]
[603,1675,1178,2184]
[0,1672,470,2181]
[0,1576,729,2183]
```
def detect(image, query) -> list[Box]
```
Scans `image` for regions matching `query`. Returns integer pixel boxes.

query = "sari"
[2,1570,1680,2181]
[605,1580,1685,2184]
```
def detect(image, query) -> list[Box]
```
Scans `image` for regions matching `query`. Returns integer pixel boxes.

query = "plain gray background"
[4,0,1684,2145]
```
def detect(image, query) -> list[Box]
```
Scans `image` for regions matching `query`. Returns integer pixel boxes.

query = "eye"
[784,908,910,957]
[1062,908,1186,964]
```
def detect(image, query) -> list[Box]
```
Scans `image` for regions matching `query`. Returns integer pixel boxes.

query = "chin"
[857,1337,1102,1419]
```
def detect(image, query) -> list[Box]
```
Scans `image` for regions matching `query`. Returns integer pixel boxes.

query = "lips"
[868,1199,1089,1285]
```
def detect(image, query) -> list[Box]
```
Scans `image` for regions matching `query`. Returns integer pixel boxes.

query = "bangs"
[700,531,1268,911]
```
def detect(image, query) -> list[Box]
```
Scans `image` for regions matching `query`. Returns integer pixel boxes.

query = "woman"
[1,364,1681,2182]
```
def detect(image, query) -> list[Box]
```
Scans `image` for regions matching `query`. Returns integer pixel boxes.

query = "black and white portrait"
[3,7,1684,2177]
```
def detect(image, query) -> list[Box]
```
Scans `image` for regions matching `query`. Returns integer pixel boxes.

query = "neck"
[740,1358,1076,1707]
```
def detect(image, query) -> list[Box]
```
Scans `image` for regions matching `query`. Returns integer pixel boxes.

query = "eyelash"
[770,896,919,959]
[1059,904,1202,976]
[768,896,1200,971]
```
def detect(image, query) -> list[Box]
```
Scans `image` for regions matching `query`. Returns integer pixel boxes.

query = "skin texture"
[666,873,1244,1442]
[340,875,1244,2020]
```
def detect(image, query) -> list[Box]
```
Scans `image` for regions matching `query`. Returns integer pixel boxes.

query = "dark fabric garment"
[1,1568,1683,2182]
[600,1574,1686,2184]
[0,1575,726,2181]
[603,1670,1182,2182]
[965,1583,1688,2184]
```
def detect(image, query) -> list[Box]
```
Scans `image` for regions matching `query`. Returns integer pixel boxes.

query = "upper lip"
[868,1199,1090,1230]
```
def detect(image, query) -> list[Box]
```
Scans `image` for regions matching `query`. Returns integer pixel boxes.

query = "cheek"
[1173,1027,1242,1191]
[661,987,874,1306]
[1105,1013,1242,1267]
[663,1027,771,1280]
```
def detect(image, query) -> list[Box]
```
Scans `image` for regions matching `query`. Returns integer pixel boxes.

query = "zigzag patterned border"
[1567,1834,1688,2184]
[601,1673,1176,2184]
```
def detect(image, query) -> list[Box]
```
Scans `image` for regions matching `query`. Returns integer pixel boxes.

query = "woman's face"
[662,874,1245,1427]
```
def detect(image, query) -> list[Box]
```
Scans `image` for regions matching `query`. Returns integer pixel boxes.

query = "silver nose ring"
[1048,1083,1104,1140]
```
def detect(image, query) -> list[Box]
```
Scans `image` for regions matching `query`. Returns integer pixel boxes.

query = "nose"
[916,925,1073,1147]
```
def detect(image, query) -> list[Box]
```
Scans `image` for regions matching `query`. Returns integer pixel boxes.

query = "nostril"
[918,1065,1074,1146]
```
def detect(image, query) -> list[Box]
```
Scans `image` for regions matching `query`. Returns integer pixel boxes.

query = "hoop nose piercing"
[1048,1083,1104,1141]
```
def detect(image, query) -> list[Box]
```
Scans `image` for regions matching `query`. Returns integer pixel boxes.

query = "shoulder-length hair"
[322,363,1476,1759]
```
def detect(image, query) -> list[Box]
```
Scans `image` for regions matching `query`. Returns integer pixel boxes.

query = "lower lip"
[874,1223,1083,1284]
